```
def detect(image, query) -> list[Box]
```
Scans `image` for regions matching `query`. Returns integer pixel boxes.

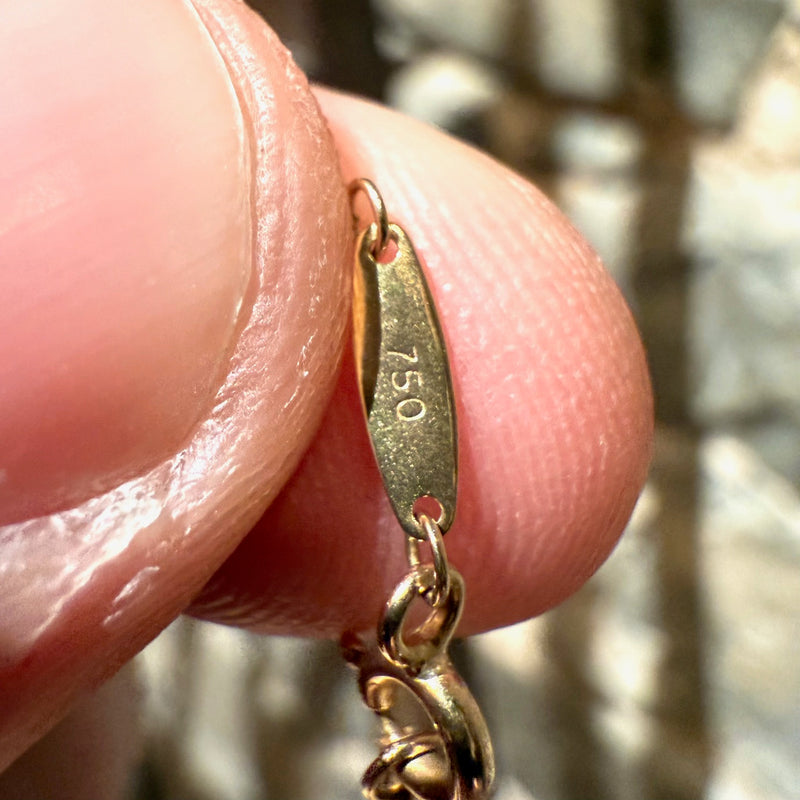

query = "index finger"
[190,87,654,636]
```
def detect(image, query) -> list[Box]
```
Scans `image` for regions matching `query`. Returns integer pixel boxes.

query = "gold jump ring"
[348,177,391,256]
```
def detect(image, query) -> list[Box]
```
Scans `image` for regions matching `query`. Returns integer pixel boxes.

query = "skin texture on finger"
[191,89,654,637]
[0,0,349,772]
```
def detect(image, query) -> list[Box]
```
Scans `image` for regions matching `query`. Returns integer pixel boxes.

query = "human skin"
[0,0,653,791]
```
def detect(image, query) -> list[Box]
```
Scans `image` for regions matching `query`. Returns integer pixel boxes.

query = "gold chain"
[344,179,495,800]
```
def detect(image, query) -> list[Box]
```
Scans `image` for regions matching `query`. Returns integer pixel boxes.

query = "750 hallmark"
[388,345,426,422]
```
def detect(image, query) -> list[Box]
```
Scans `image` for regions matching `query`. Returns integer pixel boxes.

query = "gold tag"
[352,221,458,538]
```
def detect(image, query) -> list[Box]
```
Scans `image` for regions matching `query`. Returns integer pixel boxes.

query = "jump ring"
[348,177,391,257]
[406,514,451,608]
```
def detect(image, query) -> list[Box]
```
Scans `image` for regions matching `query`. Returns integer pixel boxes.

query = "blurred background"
[133,2,800,799]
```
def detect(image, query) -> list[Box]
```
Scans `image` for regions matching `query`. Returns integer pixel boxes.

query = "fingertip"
[195,90,653,636]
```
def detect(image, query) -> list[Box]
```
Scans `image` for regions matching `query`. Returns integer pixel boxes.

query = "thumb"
[0,0,348,768]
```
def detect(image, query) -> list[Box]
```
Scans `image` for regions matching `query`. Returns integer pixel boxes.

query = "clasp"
[343,566,495,800]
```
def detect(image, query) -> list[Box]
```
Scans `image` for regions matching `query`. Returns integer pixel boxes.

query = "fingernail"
[0,0,251,523]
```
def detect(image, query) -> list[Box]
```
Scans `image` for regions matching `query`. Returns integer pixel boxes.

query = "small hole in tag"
[413,496,445,526]
[375,233,399,264]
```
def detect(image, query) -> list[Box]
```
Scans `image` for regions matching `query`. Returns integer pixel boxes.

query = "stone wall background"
[133,2,800,799]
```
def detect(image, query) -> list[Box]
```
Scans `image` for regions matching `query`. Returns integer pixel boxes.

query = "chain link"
[406,513,451,608]
[348,177,391,257]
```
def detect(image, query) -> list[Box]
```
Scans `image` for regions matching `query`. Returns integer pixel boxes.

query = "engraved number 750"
[388,346,426,422]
